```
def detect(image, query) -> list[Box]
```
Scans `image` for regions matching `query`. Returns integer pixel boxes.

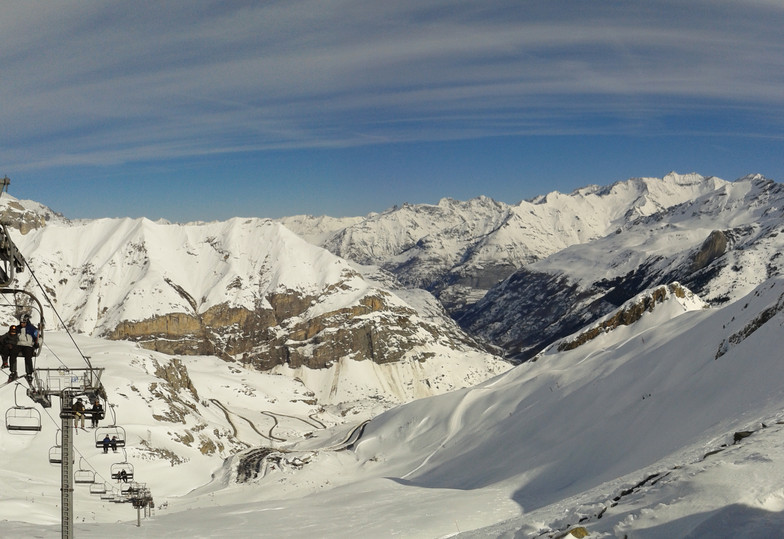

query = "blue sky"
[2,0,784,222]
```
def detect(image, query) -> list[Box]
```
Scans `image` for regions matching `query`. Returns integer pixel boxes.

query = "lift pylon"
[28,368,104,539]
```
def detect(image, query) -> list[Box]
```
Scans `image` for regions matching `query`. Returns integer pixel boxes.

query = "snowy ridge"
[283,172,729,314]
[12,217,357,334]
[548,282,707,354]
[461,174,784,359]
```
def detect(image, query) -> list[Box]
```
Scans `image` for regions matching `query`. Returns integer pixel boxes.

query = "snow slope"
[3,276,784,538]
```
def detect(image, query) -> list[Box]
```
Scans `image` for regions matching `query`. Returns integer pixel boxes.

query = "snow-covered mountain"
[0,197,508,408]
[461,174,784,359]
[280,172,784,361]
[3,172,784,538]
[283,172,727,316]
[4,270,784,538]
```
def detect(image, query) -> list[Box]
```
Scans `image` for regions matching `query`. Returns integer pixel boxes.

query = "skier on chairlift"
[73,398,86,431]
[8,314,38,383]
[1,325,17,369]
[90,399,104,428]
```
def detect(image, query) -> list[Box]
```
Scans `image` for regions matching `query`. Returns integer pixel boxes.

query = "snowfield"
[3,275,784,538]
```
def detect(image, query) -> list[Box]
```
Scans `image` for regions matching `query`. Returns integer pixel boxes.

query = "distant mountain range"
[3,171,782,396]
[283,172,784,360]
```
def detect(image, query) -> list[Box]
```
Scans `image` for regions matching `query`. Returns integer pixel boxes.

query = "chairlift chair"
[0,288,45,353]
[74,470,95,484]
[5,405,42,432]
[74,459,96,484]
[95,424,126,449]
[82,396,106,424]
[90,482,108,495]
[48,445,63,464]
[110,460,134,482]
[5,386,42,433]
[47,429,62,464]
[126,482,145,495]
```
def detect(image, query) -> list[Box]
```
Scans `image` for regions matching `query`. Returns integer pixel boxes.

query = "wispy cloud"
[2,0,784,170]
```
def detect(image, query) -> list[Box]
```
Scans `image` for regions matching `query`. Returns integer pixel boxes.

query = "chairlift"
[49,445,63,464]
[48,429,62,464]
[110,459,134,483]
[131,487,152,509]
[82,396,106,424]
[74,458,96,484]
[126,482,145,495]
[0,288,45,357]
[90,482,108,495]
[5,385,42,433]
[0,223,26,287]
[95,425,126,449]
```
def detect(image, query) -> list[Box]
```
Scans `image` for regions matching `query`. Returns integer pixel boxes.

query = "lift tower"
[28,369,104,539]
[2,177,105,539]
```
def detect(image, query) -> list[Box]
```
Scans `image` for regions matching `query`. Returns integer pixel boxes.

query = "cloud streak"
[3,0,784,171]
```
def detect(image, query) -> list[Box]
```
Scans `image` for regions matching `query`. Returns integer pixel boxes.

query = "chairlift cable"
[37,340,69,369]
[21,260,94,371]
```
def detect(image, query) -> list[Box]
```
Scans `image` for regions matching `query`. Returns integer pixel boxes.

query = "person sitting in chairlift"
[111,435,118,453]
[73,398,86,431]
[119,469,128,483]
[1,325,18,370]
[102,434,111,454]
[9,314,38,384]
[90,399,104,428]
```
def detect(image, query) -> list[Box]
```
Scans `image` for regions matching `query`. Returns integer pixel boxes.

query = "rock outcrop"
[108,287,472,371]
[557,283,690,352]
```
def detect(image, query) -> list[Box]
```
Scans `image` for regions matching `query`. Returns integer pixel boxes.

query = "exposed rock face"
[107,289,448,371]
[0,198,63,234]
[715,290,784,359]
[557,283,688,352]
[147,358,199,423]
[691,230,728,272]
